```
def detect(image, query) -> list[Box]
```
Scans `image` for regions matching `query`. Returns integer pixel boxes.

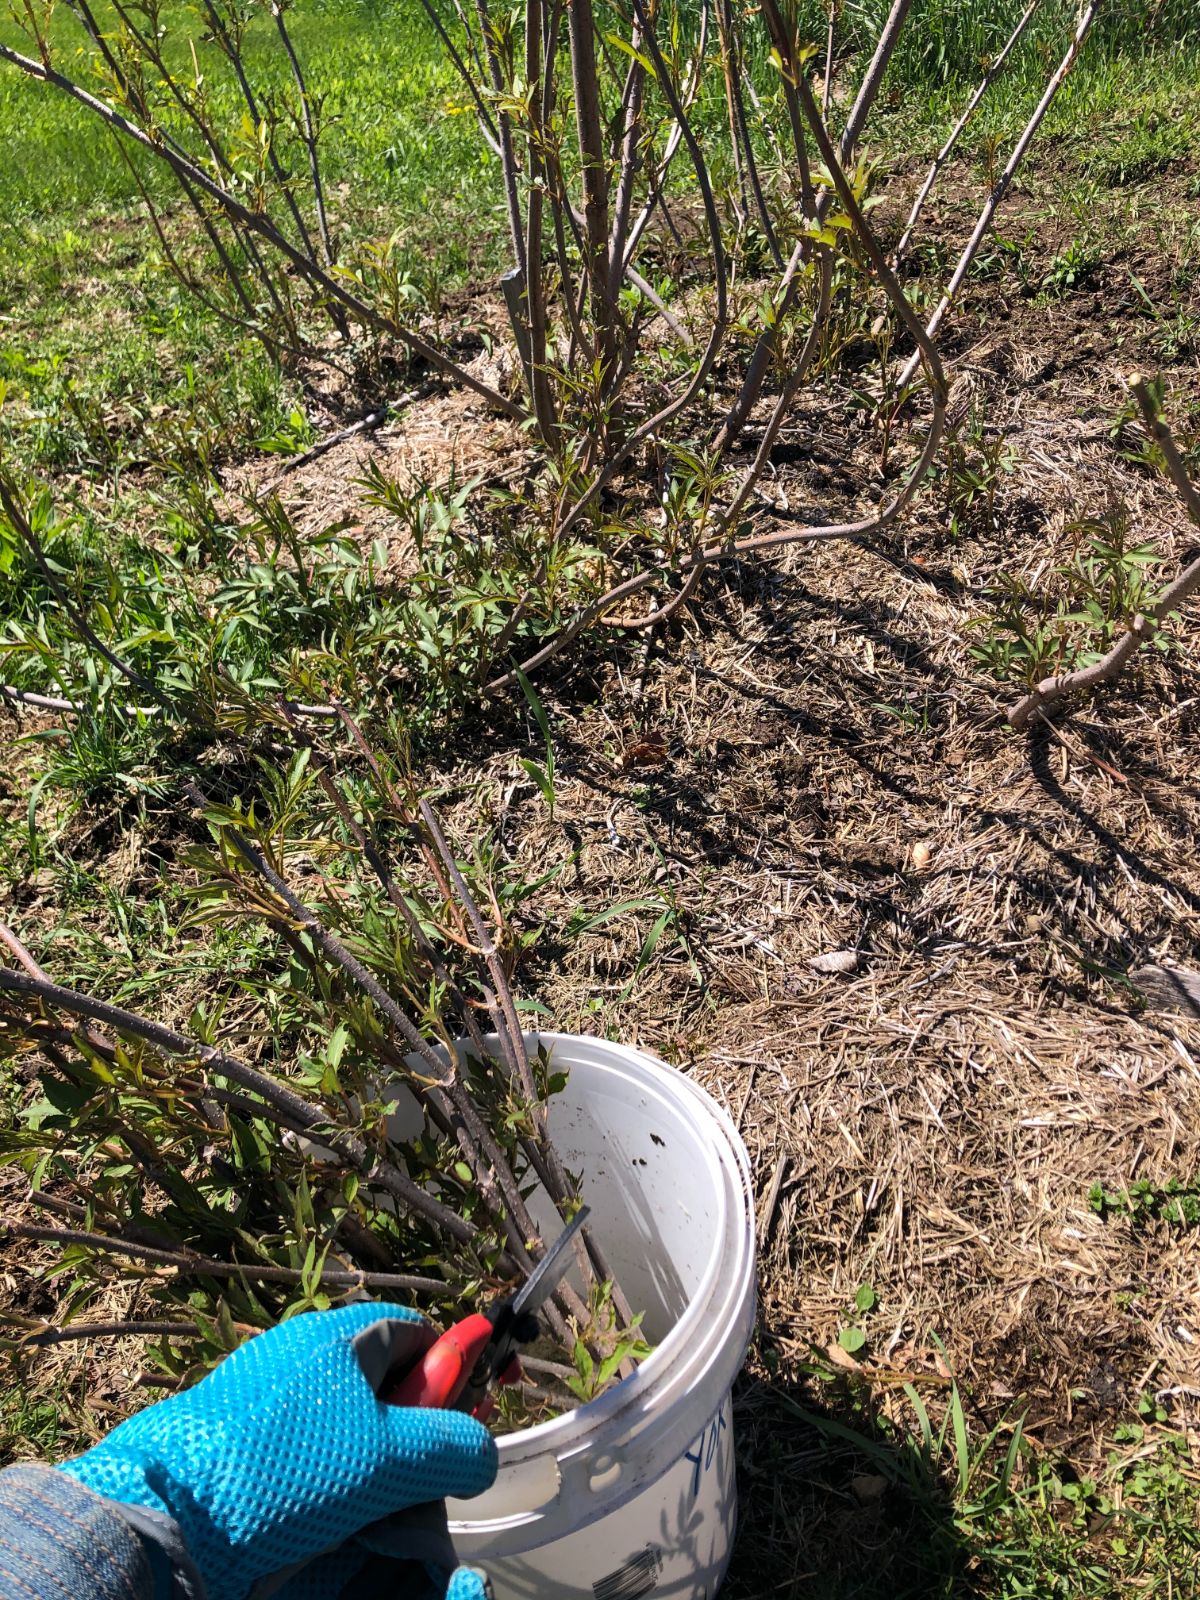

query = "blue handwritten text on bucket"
[682,1403,728,1502]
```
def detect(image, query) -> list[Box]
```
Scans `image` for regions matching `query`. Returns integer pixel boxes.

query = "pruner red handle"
[385,1313,495,1411]
[383,1205,589,1414]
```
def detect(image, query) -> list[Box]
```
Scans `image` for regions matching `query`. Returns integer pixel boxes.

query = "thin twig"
[0,924,50,982]
[262,390,432,491]
[271,0,337,270]
[2,1220,445,1293]
[1030,708,1129,784]
[7,1319,200,1348]
[415,0,501,154]
[822,0,838,117]
[897,1,1098,389]
[891,0,1041,265]
[0,683,338,721]
[410,802,594,1321]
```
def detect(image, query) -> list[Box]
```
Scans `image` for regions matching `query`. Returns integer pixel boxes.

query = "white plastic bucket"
[444,1033,757,1600]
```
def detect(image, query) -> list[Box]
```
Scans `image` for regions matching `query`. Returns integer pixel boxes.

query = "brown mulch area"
[500,498,1200,1395]
[479,438,1200,1587]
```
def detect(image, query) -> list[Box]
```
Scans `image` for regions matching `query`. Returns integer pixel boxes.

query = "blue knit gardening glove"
[59,1303,497,1600]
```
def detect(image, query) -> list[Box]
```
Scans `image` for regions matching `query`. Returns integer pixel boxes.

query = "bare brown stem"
[891,0,1041,266]
[607,5,648,283]
[411,807,593,1315]
[822,0,838,117]
[897,1,1098,389]
[414,801,537,1109]
[415,0,502,154]
[757,0,814,214]
[3,1220,445,1293]
[523,0,558,442]
[7,1318,201,1347]
[568,0,617,374]
[0,923,50,982]
[720,0,782,269]
[718,0,913,450]
[272,1,337,272]
[472,0,529,284]
[484,0,729,670]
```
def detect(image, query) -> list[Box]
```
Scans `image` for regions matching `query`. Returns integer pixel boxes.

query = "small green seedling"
[567,1281,654,1404]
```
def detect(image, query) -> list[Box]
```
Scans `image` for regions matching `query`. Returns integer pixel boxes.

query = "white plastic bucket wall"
[445,1033,757,1600]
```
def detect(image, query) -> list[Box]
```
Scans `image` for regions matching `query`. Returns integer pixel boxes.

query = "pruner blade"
[512,1205,591,1320]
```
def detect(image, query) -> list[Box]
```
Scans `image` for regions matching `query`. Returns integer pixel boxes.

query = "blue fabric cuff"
[0,1463,206,1600]
[0,1462,156,1600]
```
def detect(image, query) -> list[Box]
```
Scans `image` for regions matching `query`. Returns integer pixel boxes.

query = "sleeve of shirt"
[0,1463,156,1600]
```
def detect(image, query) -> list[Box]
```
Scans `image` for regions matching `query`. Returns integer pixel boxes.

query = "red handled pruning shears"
[387,1206,590,1420]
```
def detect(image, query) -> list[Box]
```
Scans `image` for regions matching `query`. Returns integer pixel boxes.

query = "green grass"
[0,1386,67,1464]
[0,0,496,475]
[0,0,493,245]
[1,0,1197,480]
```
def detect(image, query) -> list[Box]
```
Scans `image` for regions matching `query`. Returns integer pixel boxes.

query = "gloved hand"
[59,1302,498,1600]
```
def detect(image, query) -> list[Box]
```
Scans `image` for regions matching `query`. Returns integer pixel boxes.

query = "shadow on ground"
[724,1356,986,1600]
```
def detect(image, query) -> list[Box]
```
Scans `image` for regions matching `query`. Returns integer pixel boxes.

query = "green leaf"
[520,758,554,808]
[293,1170,315,1235]
[44,1077,94,1115]
[903,1382,933,1458]
[565,898,660,937]
[949,1383,970,1496]
[515,666,551,745]
[854,1283,877,1314]
[573,1336,595,1388]
[998,1413,1025,1494]
[596,1348,628,1388]
[603,32,655,74]
[326,1023,350,1069]
[453,1161,473,1183]
[216,1299,239,1351]
[839,1325,867,1354]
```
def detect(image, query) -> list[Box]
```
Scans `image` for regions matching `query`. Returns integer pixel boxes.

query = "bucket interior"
[525,1040,725,1345]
